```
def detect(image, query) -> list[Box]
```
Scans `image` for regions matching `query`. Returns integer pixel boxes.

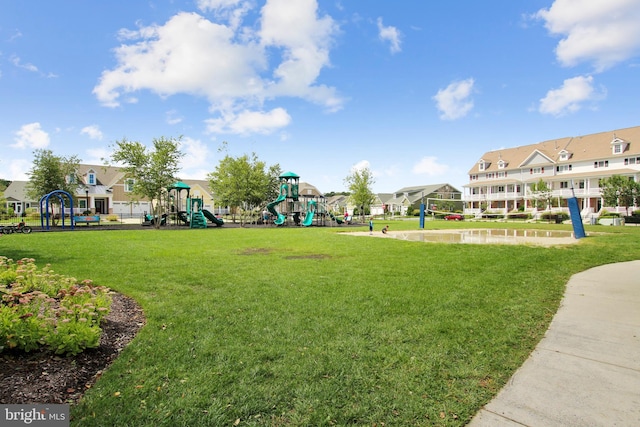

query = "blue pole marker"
[567,197,586,239]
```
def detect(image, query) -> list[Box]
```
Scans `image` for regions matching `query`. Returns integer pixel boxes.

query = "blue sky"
[2,0,640,193]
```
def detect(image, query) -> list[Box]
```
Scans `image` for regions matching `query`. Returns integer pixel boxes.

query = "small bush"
[599,210,620,218]
[0,257,111,355]
[540,212,569,221]
[506,212,531,220]
[106,214,119,222]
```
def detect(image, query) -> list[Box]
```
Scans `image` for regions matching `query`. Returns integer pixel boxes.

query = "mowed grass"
[1,221,639,426]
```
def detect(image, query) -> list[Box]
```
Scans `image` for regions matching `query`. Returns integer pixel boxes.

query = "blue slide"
[267,183,288,225]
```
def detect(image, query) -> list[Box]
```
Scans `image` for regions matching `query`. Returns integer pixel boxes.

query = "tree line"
[16,136,377,228]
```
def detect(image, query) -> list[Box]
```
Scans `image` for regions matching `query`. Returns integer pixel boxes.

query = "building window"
[479,160,486,171]
[88,173,96,185]
[594,160,609,168]
[613,144,623,154]
[560,181,569,189]
[624,157,640,165]
[530,167,543,174]
[556,164,572,173]
[125,178,135,192]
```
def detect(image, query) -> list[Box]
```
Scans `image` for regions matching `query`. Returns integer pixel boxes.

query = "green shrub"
[539,212,569,221]
[0,257,111,355]
[599,210,620,218]
[106,214,119,222]
[507,212,531,220]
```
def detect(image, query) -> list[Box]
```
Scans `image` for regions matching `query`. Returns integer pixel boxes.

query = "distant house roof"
[298,182,322,197]
[4,181,34,202]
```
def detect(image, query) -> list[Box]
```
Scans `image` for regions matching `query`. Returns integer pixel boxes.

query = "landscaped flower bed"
[0,257,111,355]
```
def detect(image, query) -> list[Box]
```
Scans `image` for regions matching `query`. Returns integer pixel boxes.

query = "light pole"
[85,189,89,213]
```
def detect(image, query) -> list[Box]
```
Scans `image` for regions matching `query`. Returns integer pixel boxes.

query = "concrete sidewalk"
[468,260,640,427]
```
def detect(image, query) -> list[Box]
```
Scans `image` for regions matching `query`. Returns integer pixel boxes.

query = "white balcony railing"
[466,188,602,201]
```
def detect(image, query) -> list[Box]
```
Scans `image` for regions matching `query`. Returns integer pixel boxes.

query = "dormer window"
[497,159,506,169]
[559,150,571,161]
[611,137,628,155]
[478,160,486,171]
[87,172,96,185]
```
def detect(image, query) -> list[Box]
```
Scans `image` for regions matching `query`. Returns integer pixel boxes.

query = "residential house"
[382,184,463,216]
[4,181,37,215]
[464,125,640,218]
[77,164,151,217]
[3,165,227,219]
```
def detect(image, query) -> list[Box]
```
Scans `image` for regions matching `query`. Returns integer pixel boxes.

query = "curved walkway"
[468,260,640,427]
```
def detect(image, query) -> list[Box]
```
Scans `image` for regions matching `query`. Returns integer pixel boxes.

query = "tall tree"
[344,166,376,220]
[599,175,640,215]
[27,149,81,220]
[110,136,184,229]
[208,153,281,225]
[530,179,552,210]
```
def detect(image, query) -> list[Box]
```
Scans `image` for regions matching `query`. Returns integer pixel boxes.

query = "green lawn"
[1,221,639,426]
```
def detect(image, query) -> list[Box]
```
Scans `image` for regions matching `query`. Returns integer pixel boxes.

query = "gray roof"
[4,181,36,202]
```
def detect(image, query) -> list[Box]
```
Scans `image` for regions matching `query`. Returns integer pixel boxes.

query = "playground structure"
[40,190,75,230]
[266,172,340,227]
[164,181,224,229]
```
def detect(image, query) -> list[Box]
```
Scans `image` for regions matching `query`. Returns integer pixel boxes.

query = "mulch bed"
[0,293,145,404]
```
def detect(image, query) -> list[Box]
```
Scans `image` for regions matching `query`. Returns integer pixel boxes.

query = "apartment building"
[464,126,640,217]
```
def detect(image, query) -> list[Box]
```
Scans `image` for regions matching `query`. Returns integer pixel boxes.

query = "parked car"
[444,213,464,221]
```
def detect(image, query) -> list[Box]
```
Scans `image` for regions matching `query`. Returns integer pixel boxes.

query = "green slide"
[302,200,317,227]
[267,184,288,225]
[202,209,224,226]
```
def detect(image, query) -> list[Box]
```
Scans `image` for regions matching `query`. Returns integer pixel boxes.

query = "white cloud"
[5,158,31,180]
[82,147,110,164]
[166,109,183,125]
[412,156,450,176]
[350,160,371,173]
[376,17,402,54]
[433,78,475,120]
[80,125,103,140]
[12,122,50,149]
[205,107,292,134]
[179,137,210,170]
[536,0,640,71]
[196,0,244,12]
[10,55,38,72]
[539,75,603,116]
[93,0,342,135]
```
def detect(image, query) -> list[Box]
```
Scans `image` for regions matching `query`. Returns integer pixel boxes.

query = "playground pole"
[419,191,425,229]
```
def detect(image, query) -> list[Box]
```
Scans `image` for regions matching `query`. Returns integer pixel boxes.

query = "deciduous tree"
[344,166,376,220]
[110,136,184,229]
[531,179,552,210]
[208,152,281,225]
[599,175,640,215]
[27,149,81,221]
